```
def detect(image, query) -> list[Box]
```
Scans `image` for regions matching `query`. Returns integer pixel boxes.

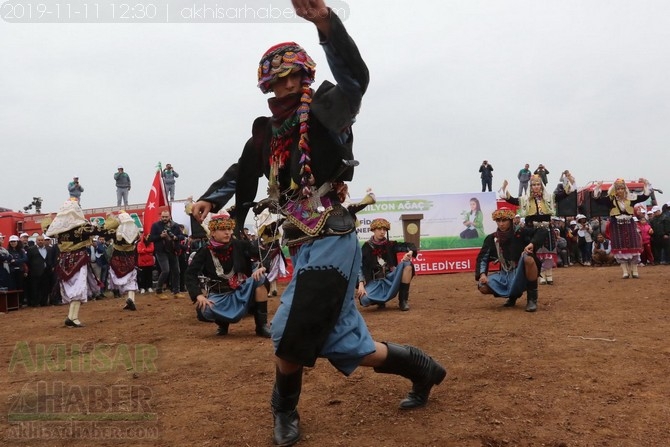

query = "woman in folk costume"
[257,209,288,297]
[357,218,416,311]
[46,198,111,327]
[500,173,575,285]
[184,213,271,338]
[592,178,651,278]
[105,211,140,311]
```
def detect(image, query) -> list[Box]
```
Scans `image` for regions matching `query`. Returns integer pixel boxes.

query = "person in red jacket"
[136,230,155,294]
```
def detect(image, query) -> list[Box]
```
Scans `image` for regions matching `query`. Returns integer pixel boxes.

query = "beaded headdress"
[208,214,235,232]
[492,208,516,221]
[257,42,316,94]
[370,218,391,231]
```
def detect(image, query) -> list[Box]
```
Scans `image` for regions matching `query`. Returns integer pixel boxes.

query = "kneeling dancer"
[185,213,271,338]
[357,217,416,311]
[475,207,547,312]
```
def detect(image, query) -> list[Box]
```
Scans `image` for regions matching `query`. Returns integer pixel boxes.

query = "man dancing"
[191,1,446,445]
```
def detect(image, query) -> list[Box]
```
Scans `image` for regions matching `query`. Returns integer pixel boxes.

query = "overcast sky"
[2,0,669,215]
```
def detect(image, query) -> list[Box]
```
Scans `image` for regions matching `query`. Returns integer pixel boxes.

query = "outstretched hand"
[191,201,213,223]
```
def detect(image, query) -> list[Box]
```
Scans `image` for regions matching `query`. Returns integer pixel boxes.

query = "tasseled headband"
[492,209,516,221]
[208,214,235,232]
[257,42,316,94]
[370,218,391,231]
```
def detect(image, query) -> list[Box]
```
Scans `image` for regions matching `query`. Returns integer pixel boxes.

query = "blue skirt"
[484,253,529,299]
[271,233,376,375]
[359,260,412,306]
[198,276,264,324]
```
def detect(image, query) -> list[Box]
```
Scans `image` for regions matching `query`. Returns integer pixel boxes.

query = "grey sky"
[1,0,669,215]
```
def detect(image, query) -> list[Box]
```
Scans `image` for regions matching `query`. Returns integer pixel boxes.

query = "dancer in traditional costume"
[105,211,140,310]
[500,173,576,285]
[591,178,652,278]
[185,213,271,337]
[46,199,110,327]
[190,2,446,445]
[476,208,547,312]
[357,218,416,311]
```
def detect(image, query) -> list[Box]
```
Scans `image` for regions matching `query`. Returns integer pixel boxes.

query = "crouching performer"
[357,218,417,311]
[185,213,271,338]
[475,207,548,312]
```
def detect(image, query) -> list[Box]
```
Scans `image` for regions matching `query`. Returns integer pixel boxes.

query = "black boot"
[503,297,517,307]
[398,283,410,311]
[254,301,271,338]
[525,281,538,312]
[215,320,229,336]
[374,342,447,409]
[271,367,302,446]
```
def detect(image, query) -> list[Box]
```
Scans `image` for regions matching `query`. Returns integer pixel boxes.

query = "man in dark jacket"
[148,210,184,296]
[26,234,54,307]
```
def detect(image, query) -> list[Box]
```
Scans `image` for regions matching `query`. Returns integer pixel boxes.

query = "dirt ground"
[2,263,670,447]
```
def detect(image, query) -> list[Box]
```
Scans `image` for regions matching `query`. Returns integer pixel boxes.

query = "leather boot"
[374,342,447,409]
[525,288,538,312]
[215,320,229,336]
[254,301,271,338]
[503,297,517,307]
[271,367,302,446]
[398,283,410,311]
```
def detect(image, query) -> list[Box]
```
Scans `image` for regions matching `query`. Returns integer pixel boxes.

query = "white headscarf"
[46,199,87,236]
[116,211,140,244]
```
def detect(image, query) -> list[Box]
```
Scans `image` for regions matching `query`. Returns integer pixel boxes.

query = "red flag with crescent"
[143,168,169,232]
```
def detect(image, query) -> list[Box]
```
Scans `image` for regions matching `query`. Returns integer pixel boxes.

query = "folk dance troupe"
[191,1,446,445]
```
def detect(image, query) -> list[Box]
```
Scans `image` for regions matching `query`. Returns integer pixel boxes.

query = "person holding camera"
[68,176,84,204]
[161,163,179,202]
[148,210,184,296]
[479,160,494,192]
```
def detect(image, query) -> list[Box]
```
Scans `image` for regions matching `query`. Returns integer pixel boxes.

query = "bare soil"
[2,264,670,447]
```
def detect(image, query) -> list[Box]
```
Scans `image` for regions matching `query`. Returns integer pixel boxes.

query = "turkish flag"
[143,169,170,232]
